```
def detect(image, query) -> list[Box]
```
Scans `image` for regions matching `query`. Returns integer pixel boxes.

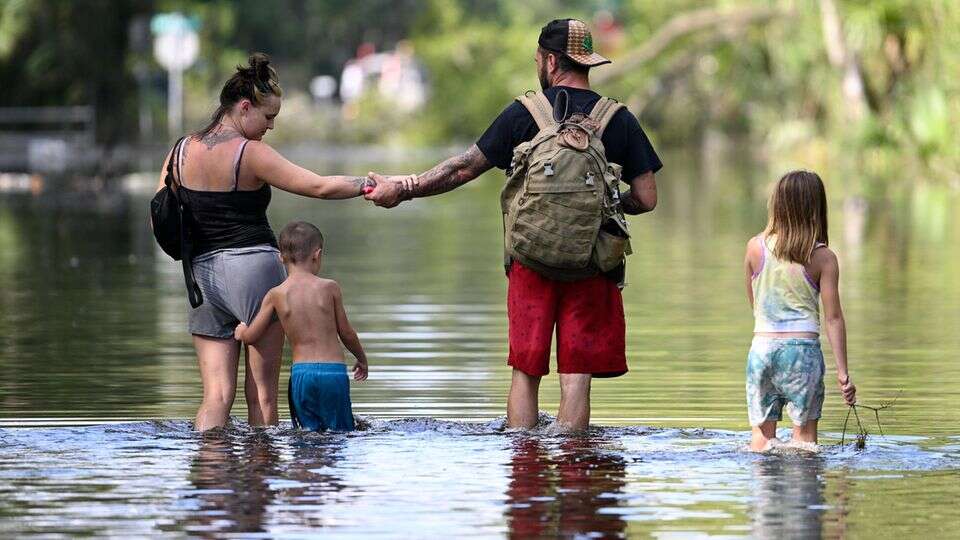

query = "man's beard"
[538,63,550,90]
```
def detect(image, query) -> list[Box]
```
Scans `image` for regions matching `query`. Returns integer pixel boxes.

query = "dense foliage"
[1,0,958,183]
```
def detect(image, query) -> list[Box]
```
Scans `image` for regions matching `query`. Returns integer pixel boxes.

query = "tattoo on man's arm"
[411,145,492,198]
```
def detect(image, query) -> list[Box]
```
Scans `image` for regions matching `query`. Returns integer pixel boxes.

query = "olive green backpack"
[500,90,632,282]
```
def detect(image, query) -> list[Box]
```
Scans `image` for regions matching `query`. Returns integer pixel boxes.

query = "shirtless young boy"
[235,221,368,431]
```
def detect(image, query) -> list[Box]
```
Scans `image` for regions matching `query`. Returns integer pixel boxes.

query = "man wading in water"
[366,19,662,431]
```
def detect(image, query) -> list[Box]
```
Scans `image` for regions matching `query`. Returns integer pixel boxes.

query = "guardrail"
[0,106,97,173]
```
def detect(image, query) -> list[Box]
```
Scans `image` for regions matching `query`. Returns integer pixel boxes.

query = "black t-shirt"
[476,86,663,182]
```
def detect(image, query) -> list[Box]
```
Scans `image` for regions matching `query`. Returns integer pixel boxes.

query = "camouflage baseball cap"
[537,18,611,67]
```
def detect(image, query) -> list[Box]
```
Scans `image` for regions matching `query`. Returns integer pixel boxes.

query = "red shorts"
[507,261,627,377]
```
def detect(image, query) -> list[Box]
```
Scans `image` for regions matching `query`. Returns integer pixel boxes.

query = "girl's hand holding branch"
[838,374,857,405]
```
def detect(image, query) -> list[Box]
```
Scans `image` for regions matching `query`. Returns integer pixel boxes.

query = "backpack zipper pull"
[585,172,595,186]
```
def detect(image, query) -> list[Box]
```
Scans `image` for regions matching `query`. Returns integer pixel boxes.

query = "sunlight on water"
[1,148,959,536]
[1,420,958,538]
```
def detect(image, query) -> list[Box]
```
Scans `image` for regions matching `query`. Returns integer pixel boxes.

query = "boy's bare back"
[268,274,348,363]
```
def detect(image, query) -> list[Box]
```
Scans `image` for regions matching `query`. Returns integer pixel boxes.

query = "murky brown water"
[1,148,958,537]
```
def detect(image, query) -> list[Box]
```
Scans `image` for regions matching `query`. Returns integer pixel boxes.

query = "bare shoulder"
[307,277,340,299]
[316,277,342,292]
[810,245,838,273]
[264,283,286,303]
[244,140,281,162]
[745,234,764,265]
[811,245,837,264]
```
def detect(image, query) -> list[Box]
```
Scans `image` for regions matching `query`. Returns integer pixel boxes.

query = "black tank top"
[177,139,278,256]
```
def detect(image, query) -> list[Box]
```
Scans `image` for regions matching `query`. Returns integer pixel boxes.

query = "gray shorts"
[188,245,286,339]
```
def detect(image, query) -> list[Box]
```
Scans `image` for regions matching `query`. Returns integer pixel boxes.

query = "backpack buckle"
[585,172,595,186]
[544,162,554,176]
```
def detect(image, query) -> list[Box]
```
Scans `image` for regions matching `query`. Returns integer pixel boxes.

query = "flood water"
[1,147,958,537]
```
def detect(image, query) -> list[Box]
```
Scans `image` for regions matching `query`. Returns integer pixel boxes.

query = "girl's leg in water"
[751,420,778,451]
[791,420,818,444]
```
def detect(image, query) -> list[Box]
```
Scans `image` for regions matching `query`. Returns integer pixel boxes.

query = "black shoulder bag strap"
[165,137,185,188]
[171,137,204,308]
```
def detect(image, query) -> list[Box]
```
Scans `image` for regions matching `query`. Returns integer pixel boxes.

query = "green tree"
[0,0,153,144]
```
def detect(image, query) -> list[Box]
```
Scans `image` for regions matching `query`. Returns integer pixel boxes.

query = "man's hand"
[838,374,857,406]
[364,172,418,208]
[234,322,248,342]
[353,359,369,381]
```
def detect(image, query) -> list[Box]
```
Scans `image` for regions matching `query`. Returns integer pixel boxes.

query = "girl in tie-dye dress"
[743,170,858,451]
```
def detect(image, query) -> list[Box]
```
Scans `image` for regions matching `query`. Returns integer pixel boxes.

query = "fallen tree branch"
[594,4,792,86]
[627,24,760,116]
[840,391,901,450]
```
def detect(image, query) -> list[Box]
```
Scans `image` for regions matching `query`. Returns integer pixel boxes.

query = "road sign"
[151,13,200,137]
[151,13,199,71]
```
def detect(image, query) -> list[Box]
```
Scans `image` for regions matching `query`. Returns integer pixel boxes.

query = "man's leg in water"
[507,369,541,428]
[556,373,592,431]
[792,420,818,445]
[750,420,778,451]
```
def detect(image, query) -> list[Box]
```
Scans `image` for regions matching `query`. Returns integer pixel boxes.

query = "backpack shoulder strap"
[588,97,625,138]
[516,91,555,131]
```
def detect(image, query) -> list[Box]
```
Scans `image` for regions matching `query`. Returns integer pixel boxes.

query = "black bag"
[150,137,204,308]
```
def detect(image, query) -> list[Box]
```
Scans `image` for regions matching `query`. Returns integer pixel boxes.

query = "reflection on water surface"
[1,149,959,536]
[1,420,958,538]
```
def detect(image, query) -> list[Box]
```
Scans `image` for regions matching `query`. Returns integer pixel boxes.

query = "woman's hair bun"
[247,52,272,82]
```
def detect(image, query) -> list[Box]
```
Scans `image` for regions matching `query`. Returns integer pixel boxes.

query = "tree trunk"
[818,0,870,121]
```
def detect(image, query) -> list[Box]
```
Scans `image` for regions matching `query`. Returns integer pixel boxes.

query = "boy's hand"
[838,375,856,405]
[234,322,248,342]
[353,360,368,382]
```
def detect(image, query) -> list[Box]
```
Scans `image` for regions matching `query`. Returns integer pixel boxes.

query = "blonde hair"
[764,170,829,264]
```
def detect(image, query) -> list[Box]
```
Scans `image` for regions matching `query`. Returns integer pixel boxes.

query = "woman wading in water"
[156,53,400,430]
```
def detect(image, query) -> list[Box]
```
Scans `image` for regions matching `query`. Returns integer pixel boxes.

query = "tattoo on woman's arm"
[343,176,372,195]
[411,145,492,198]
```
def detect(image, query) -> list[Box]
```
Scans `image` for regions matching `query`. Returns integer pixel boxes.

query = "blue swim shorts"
[746,337,825,427]
[288,362,355,431]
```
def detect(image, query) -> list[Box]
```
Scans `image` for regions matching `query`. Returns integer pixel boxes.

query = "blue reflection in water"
[0,419,957,538]
[749,455,827,540]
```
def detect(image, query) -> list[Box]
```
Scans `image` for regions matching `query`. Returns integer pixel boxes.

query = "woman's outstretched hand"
[364,172,418,208]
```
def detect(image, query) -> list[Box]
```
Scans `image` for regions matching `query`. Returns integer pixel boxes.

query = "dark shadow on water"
[278,431,350,528]
[160,423,354,535]
[167,428,284,537]
[505,435,628,539]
